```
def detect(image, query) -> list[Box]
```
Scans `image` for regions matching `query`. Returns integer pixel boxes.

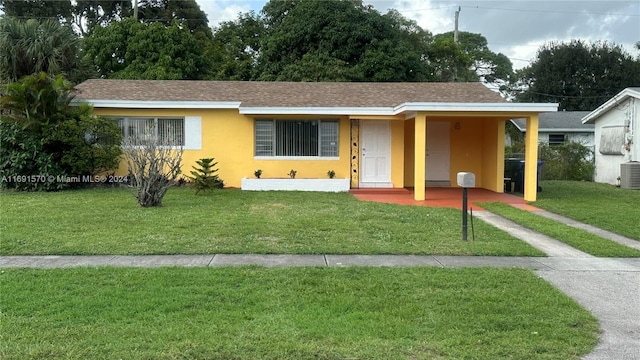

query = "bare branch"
[122,128,184,207]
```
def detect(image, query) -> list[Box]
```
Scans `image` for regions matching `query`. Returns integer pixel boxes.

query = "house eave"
[73,99,243,109]
[239,107,394,116]
[538,128,594,133]
[241,103,559,116]
[582,88,640,124]
[75,99,558,116]
[396,102,558,113]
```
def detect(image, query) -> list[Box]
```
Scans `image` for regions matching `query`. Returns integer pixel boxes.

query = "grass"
[0,187,543,256]
[479,202,640,257]
[0,266,599,360]
[535,181,640,240]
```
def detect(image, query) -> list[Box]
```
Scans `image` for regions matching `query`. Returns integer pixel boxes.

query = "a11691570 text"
[1,174,129,184]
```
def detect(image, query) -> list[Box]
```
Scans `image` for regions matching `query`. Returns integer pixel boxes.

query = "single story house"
[510,111,594,149]
[73,80,557,201]
[582,87,640,186]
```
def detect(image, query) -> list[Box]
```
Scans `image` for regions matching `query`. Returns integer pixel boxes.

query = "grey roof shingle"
[511,111,594,132]
[73,79,507,108]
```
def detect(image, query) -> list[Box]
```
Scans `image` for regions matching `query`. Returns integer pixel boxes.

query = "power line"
[397,4,640,17]
[464,5,640,17]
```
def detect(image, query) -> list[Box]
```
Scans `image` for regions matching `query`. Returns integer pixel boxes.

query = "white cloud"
[195,0,254,28]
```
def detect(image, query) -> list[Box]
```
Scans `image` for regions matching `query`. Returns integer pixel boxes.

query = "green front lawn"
[536,181,640,240]
[0,188,543,256]
[480,202,640,257]
[0,267,599,360]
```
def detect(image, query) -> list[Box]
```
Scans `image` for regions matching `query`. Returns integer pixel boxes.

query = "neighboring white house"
[511,111,594,149]
[582,87,640,186]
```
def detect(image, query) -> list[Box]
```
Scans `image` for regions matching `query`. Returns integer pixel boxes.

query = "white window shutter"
[184,116,202,150]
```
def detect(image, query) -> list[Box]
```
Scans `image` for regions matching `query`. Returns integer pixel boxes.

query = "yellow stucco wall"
[405,115,508,193]
[93,108,352,188]
[403,118,415,187]
[479,118,505,192]
[413,114,427,200]
[450,118,484,185]
[390,120,405,188]
[94,107,539,195]
[524,114,540,201]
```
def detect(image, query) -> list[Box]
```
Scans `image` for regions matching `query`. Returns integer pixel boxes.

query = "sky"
[196,0,640,70]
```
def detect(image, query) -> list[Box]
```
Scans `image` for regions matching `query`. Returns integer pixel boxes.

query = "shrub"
[188,158,224,194]
[0,121,65,191]
[123,129,183,207]
[0,73,121,191]
[538,142,594,181]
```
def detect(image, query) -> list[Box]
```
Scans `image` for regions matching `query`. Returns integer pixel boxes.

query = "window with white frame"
[114,117,185,146]
[255,119,339,157]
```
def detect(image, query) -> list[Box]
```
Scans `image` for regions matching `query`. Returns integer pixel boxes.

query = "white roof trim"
[240,102,558,116]
[74,99,242,109]
[537,128,595,133]
[395,102,558,113]
[582,88,640,124]
[76,99,558,115]
[239,106,394,116]
[510,121,594,133]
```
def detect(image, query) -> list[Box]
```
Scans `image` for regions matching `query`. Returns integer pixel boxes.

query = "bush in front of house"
[188,158,224,194]
[538,141,594,181]
[123,129,184,207]
[0,73,122,191]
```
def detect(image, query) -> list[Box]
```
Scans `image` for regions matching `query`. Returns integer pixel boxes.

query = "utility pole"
[134,0,139,20]
[454,6,461,43]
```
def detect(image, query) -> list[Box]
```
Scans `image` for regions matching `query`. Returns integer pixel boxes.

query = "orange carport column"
[524,114,539,202]
[414,113,426,200]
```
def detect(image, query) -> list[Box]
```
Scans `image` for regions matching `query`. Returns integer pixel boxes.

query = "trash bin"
[504,158,521,192]
[516,161,543,193]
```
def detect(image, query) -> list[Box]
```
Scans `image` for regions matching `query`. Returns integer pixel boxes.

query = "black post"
[462,187,468,241]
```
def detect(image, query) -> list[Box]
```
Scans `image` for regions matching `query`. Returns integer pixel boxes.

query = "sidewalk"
[1,253,639,270]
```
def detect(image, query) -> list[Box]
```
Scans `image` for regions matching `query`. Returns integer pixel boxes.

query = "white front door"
[360,121,391,187]
[426,122,450,183]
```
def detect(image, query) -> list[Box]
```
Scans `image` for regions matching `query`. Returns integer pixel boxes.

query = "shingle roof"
[73,79,506,107]
[511,111,594,132]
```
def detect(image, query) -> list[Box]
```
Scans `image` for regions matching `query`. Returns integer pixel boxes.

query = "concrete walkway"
[533,209,640,251]
[473,210,594,257]
[1,253,639,270]
[1,210,639,360]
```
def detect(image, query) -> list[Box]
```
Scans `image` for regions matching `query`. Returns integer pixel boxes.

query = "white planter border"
[241,178,351,192]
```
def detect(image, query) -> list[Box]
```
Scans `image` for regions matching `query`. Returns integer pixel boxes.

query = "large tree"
[0,0,73,23]
[512,40,640,110]
[210,11,265,80]
[83,18,211,80]
[429,31,513,85]
[73,0,132,36]
[0,0,131,36]
[0,17,91,85]
[138,0,212,39]
[254,0,432,81]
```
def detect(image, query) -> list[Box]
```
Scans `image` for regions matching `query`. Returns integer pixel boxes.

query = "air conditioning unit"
[620,162,640,189]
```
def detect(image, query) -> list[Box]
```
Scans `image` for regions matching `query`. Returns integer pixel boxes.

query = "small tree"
[188,157,224,194]
[123,126,183,207]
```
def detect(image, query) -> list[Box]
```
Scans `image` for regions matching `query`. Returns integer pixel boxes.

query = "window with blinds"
[255,120,339,157]
[548,134,565,146]
[115,117,185,146]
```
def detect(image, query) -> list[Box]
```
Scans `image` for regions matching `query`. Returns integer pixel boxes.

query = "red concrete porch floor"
[350,187,540,210]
